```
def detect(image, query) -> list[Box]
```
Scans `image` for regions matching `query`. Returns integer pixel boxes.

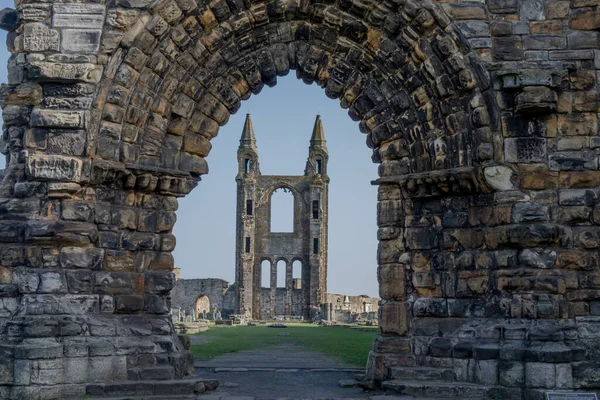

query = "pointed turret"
[238,114,259,177]
[240,114,257,149]
[310,115,327,150]
[305,115,329,177]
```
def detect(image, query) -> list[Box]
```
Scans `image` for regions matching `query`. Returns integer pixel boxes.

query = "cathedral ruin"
[170,115,379,323]
[235,113,329,321]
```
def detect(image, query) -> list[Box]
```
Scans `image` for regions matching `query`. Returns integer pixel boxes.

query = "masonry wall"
[258,288,305,319]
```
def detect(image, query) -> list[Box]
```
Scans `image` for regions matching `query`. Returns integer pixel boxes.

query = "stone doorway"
[195,295,211,320]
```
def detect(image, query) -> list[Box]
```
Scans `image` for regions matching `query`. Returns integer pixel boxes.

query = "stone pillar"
[285,260,292,316]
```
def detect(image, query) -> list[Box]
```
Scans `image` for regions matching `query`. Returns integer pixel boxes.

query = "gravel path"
[194,343,379,399]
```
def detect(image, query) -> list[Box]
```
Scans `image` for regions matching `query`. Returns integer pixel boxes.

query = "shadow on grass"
[190,323,378,367]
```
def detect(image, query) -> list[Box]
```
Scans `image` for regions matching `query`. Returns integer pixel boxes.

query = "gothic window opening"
[244,159,251,173]
[276,260,286,288]
[313,238,319,254]
[246,199,253,215]
[312,200,319,219]
[270,188,294,232]
[261,260,271,288]
[316,159,322,174]
[292,260,302,289]
[245,237,251,253]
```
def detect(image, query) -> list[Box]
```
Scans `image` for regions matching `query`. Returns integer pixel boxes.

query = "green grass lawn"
[190,323,379,367]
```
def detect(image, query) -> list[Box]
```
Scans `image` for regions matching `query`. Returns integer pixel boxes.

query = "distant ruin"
[170,275,379,324]
[170,116,379,323]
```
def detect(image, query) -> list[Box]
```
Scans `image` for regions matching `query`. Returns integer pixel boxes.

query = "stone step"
[390,367,455,382]
[128,366,175,380]
[85,396,197,400]
[85,378,219,398]
[382,379,491,399]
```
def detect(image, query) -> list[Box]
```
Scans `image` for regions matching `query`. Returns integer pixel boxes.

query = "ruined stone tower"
[235,114,329,321]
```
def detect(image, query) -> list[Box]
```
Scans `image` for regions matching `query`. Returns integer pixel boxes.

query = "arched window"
[312,200,319,219]
[244,159,251,173]
[270,188,294,232]
[292,260,302,289]
[261,260,271,288]
[316,159,322,174]
[277,260,286,288]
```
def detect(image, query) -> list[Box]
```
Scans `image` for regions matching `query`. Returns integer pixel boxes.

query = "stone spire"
[310,115,327,150]
[239,114,257,149]
[306,115,329,177]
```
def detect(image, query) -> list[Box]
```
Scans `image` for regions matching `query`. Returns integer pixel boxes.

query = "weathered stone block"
[377,238,404,264]
[26,154,83,182]
[53,4,105,14]
[413,298,447,317]
[62,200,93,222]
[570,7,600,30]
[489,0,519,13]
[61,29,102,53]
[13,268,39,293]
[60,247,104,269]
[23,23,59,52]
[179,153,209,175]
[88,356,127,382]
[3,82,43,106]
[53,14,105,29]
[549,151,598,171]
[144,271,175,294]
[66,270,92,294]
[504,137,547,163]
[38,271,66,293]
[515,87,557,114]
[476,359,499,385]
[27,61,102,83]
[94,272,132,295]
[182,134,211,157]
[379,301,407,335]
[115,295,144,313]
[526,362,555,388]
[499,361,525,387]
[493,37,524,60]
[14,338,63,360]
[31,109,84,129]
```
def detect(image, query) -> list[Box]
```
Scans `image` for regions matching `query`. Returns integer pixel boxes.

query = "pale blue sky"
[0,29,379,297]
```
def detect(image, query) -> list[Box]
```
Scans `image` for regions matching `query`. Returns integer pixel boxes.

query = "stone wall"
[259,287,305,319]
[0,0,598,398]
[170,276,378,322]
[326,293,380,323]
[169,277,235,318]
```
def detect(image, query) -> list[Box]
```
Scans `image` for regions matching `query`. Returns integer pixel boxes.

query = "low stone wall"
[173,320,209,334]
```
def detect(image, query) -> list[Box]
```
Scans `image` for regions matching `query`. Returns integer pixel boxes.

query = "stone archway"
[0,0,598,399]
[194,294,210,319]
